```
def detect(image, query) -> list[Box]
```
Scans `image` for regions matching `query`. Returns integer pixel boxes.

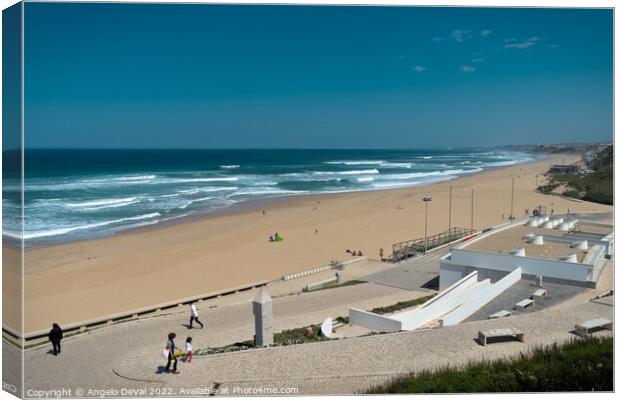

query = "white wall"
[447,249,593,282]
[441,268,522,326]
[348,308,402,332]
[440,265,470,291]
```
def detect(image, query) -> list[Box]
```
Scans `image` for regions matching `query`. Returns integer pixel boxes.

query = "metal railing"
[390,227,476,262]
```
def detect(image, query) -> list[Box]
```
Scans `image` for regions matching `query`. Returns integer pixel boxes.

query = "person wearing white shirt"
[189,302,204,329]
[185,337,193,363]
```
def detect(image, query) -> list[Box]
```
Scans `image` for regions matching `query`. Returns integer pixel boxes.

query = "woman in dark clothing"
[48,323,63,356]
[165,333,179,374]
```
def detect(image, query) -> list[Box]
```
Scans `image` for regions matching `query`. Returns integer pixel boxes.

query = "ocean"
[2,148,534,245]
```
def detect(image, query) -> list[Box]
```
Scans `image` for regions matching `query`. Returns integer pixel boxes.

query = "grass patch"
[195,324,332,355]
[273,324,330,345]
[335,316,350,324]
[537,182,560,193]
[367,336,613,393]
[308,279,365,292]
[370,295,436,315]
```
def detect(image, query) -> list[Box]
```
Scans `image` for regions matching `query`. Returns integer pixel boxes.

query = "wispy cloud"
[397,54,405,59]
[432,37,446,42]
[413,65,426,73]
[459,65,476,72]
[548,44,560,48]
[451,30,471,42]
[527,36,540,42]
[471,58,485,63]
[480,30,492,37]
[504,41,536,49]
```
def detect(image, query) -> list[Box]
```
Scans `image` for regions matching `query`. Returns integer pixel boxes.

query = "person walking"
[189,302,204,329]
[48,323,63,356]
[185,337,193,363]
[165,333,179,374]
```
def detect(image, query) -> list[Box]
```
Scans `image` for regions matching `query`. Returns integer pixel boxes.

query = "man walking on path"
[48,323,63,356]
[189,302,204,329]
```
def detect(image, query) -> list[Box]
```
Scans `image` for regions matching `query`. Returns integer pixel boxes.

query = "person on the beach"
[48,323,63,356]
[165,332,179,374]
[189,302,204,329]
[185,337,193,363]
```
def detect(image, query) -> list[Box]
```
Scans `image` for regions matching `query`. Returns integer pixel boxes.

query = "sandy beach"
[2,154,612,333]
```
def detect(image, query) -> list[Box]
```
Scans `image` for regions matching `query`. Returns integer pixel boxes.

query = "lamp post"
[423,197,432,253]
[448,185,452,232]
[509,176,515,220]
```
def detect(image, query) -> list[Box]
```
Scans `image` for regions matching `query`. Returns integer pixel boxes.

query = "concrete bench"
[531,289,547,299]
[515,298,534,311]
[488,310,512,319]
[478,328,524,346]
[575,318,613,337]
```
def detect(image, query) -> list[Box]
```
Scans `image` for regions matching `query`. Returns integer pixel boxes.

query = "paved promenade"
[19,280,420,394]
[9,254,613,397]
[114,295,613,395]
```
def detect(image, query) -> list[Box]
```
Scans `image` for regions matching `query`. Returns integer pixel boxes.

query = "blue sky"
[22,4,613,149]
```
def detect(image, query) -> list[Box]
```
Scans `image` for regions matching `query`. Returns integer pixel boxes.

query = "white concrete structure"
[559,252,578,263]
[542,221,554,229]
[528,235,544,245]
[510,248,526,257]
[252,288,273,346]
[349,269,521,332]
[439,218,612,289]
[441,248,593,288]
[527,218,540,227]
[571,240,588,250]
[441,268,522,326]
[320,317,333,338]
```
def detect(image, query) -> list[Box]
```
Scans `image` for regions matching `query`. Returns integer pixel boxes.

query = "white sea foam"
[357,177,375,182]
[19,212,161,239]
[379,162,413,168]
[82,199,142,211]
[66,197,140,208]
[227,188,306,197]
[178,197,216,210]
[312,169,380,175]
[324,160,385,165]
[177,186,238,195]
[220,165,240,169]
[161,177,238,184]
[110,175,157,181]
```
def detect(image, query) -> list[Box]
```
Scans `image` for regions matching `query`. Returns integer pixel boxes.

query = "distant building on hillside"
[547,164,580,175]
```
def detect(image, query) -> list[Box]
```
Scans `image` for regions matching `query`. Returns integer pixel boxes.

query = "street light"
[423,197,432,253]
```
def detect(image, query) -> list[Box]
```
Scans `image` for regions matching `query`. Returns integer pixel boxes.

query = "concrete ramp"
[349,269,522,332]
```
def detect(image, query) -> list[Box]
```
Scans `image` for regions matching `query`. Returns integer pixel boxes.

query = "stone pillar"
[335,271,342,284]
[253,288,273,347]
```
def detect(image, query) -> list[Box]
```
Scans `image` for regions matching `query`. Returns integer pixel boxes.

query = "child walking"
[185,337,193,363]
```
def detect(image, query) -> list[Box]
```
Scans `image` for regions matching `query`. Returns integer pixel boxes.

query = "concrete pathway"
[18,281,421,395]
[9,254,613,397]
[117,296,614,395]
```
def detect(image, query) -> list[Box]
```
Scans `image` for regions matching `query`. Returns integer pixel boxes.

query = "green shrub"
[367,337,613,393]
[370,295,436,315]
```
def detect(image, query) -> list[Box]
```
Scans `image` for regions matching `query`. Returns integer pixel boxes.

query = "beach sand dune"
[3,155,611,332]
